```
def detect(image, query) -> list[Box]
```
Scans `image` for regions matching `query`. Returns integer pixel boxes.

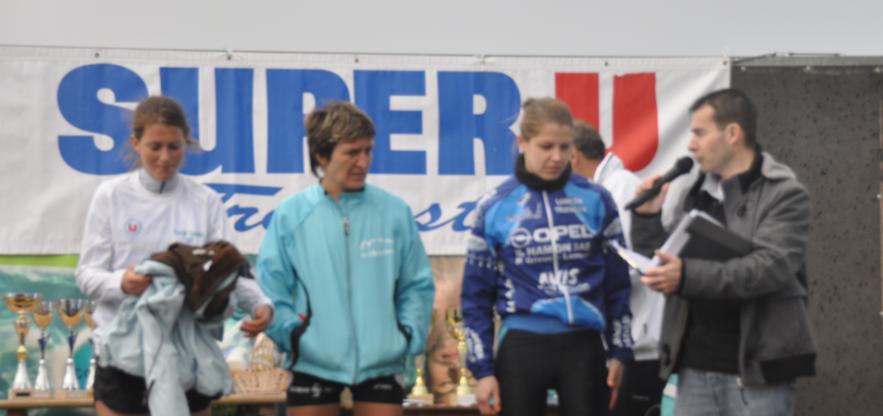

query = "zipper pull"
[343,216,350,236]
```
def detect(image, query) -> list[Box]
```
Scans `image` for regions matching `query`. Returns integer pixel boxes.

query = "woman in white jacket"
[76,96,273,416]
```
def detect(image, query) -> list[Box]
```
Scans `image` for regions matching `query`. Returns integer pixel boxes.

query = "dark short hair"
[304,101,375,176]
[690,88,758,148]
[572,120,606,160]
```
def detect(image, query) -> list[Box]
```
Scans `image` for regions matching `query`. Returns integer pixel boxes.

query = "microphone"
[624,157,694,211]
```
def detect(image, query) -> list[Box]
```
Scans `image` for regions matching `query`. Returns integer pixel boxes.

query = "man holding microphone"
[630,89,816,415]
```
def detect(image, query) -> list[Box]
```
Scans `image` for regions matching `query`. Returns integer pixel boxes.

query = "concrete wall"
[732,65,883,415]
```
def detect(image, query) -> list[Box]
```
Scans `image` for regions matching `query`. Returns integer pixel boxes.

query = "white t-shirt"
[75,170,270,346]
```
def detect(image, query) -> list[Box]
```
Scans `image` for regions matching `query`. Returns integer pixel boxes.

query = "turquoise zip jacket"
[258,184,434,385]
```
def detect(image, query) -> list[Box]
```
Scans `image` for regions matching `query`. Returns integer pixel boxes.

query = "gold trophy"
[408,354,431,403]
[446,308,475,406]
[32,300,54,396]
[4,293,41,398]
[83,300,97,392]
[56,298,85,396]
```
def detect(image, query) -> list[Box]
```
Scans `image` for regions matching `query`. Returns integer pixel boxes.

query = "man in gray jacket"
[631,88,816,415]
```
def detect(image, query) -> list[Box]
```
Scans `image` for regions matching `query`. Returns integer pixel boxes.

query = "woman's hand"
[607,358,625,410]
[121,266,152,295]
[240,304,273,337]
[475,375,501,415]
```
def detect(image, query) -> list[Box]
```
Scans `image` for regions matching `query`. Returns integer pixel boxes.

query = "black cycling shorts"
[93,364,217,413]
[496,329,608,416]
[287,371,404,407]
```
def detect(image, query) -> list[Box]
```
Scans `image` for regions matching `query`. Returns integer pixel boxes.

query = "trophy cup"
[446,308,475,406]
[408,354,432,403]
[4,293,41,398]
[56,298,85,396]
[32,300,54,397]
[83,300,97,392]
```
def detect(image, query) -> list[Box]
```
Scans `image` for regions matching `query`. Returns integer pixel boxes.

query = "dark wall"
[733,66,883,415]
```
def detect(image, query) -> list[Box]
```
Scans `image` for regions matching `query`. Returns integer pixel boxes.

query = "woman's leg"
[286,372,345,416]
[190,407,212,416]
[287,404,341,416]
[496,330,555,416]
[93,365,149,416]
[353,402,402,416]
[350,374,406,416]
[554,331,607,416]
[95,400,145,416]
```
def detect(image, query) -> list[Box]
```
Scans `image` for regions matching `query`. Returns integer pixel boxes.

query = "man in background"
[572,121,665,416]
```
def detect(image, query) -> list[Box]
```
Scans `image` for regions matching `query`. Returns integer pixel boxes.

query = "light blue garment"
[99,260,234,415]
[675,368,794,416]
[258,184,434,385]
[661,373,677,416]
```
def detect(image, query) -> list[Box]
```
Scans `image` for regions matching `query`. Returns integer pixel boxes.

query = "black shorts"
[287,371,404,407]
[93,365,218,413]
[496,329,608,416]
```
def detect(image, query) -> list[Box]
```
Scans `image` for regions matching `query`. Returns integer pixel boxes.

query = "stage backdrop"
[0,46,729,256]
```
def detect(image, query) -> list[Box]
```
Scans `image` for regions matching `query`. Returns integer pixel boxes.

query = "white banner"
[0,47,729,255]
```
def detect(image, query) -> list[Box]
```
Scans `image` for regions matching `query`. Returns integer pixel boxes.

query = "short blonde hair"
[519,97,573,141]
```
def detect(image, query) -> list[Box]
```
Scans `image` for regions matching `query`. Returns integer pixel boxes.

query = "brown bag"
[150,240,250,319]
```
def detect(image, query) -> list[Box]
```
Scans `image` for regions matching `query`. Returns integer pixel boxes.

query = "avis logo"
[125,219,142,236]
[538,268,580,286]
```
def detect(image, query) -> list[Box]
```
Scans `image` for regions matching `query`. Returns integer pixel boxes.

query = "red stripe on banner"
[555,73,600,128]
[612,73,659,171]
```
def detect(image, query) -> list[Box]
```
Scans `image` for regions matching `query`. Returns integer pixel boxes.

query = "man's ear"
[725,122,744,146]
[571,151,584,169]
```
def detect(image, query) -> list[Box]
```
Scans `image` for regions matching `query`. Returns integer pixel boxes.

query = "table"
[0,395,560,415]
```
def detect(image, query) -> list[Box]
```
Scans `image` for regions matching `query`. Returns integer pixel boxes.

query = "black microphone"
[624,157,694,211]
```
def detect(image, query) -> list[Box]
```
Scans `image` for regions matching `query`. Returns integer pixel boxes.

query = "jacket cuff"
[470,364,495,380]
[610,347,634,363]
[398,323,419,356]
[677,260,687,293]
[632,211,662,219]
[106,269,126,301]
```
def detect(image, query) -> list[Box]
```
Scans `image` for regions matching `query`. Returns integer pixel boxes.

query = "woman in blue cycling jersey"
[461,97,634,416]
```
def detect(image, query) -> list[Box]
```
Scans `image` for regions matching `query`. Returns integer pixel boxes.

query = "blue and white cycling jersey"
[462,174,633,379]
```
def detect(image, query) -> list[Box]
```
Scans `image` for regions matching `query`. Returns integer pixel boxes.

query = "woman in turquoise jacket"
[258,101,434,416]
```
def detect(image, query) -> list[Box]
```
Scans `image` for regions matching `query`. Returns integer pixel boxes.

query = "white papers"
[613,210,725,273]
[611,241,656,273]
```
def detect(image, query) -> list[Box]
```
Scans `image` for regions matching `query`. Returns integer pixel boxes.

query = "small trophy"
[408,354,432,403]
[32,300,54,397]
[56,298,85,397]
[83,300,97,392]
[446,308,475,406]
[4,293,41,398]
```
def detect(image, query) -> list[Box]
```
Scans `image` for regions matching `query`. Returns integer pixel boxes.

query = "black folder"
[679,211,752,261]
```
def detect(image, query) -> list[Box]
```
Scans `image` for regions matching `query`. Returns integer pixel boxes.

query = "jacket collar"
[593,153,624,184]
[138,169,179,194]
[514,154,571,191]
[697,150,795,201]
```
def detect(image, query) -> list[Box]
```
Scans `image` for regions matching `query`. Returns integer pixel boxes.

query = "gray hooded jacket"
[631,152,816,386]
